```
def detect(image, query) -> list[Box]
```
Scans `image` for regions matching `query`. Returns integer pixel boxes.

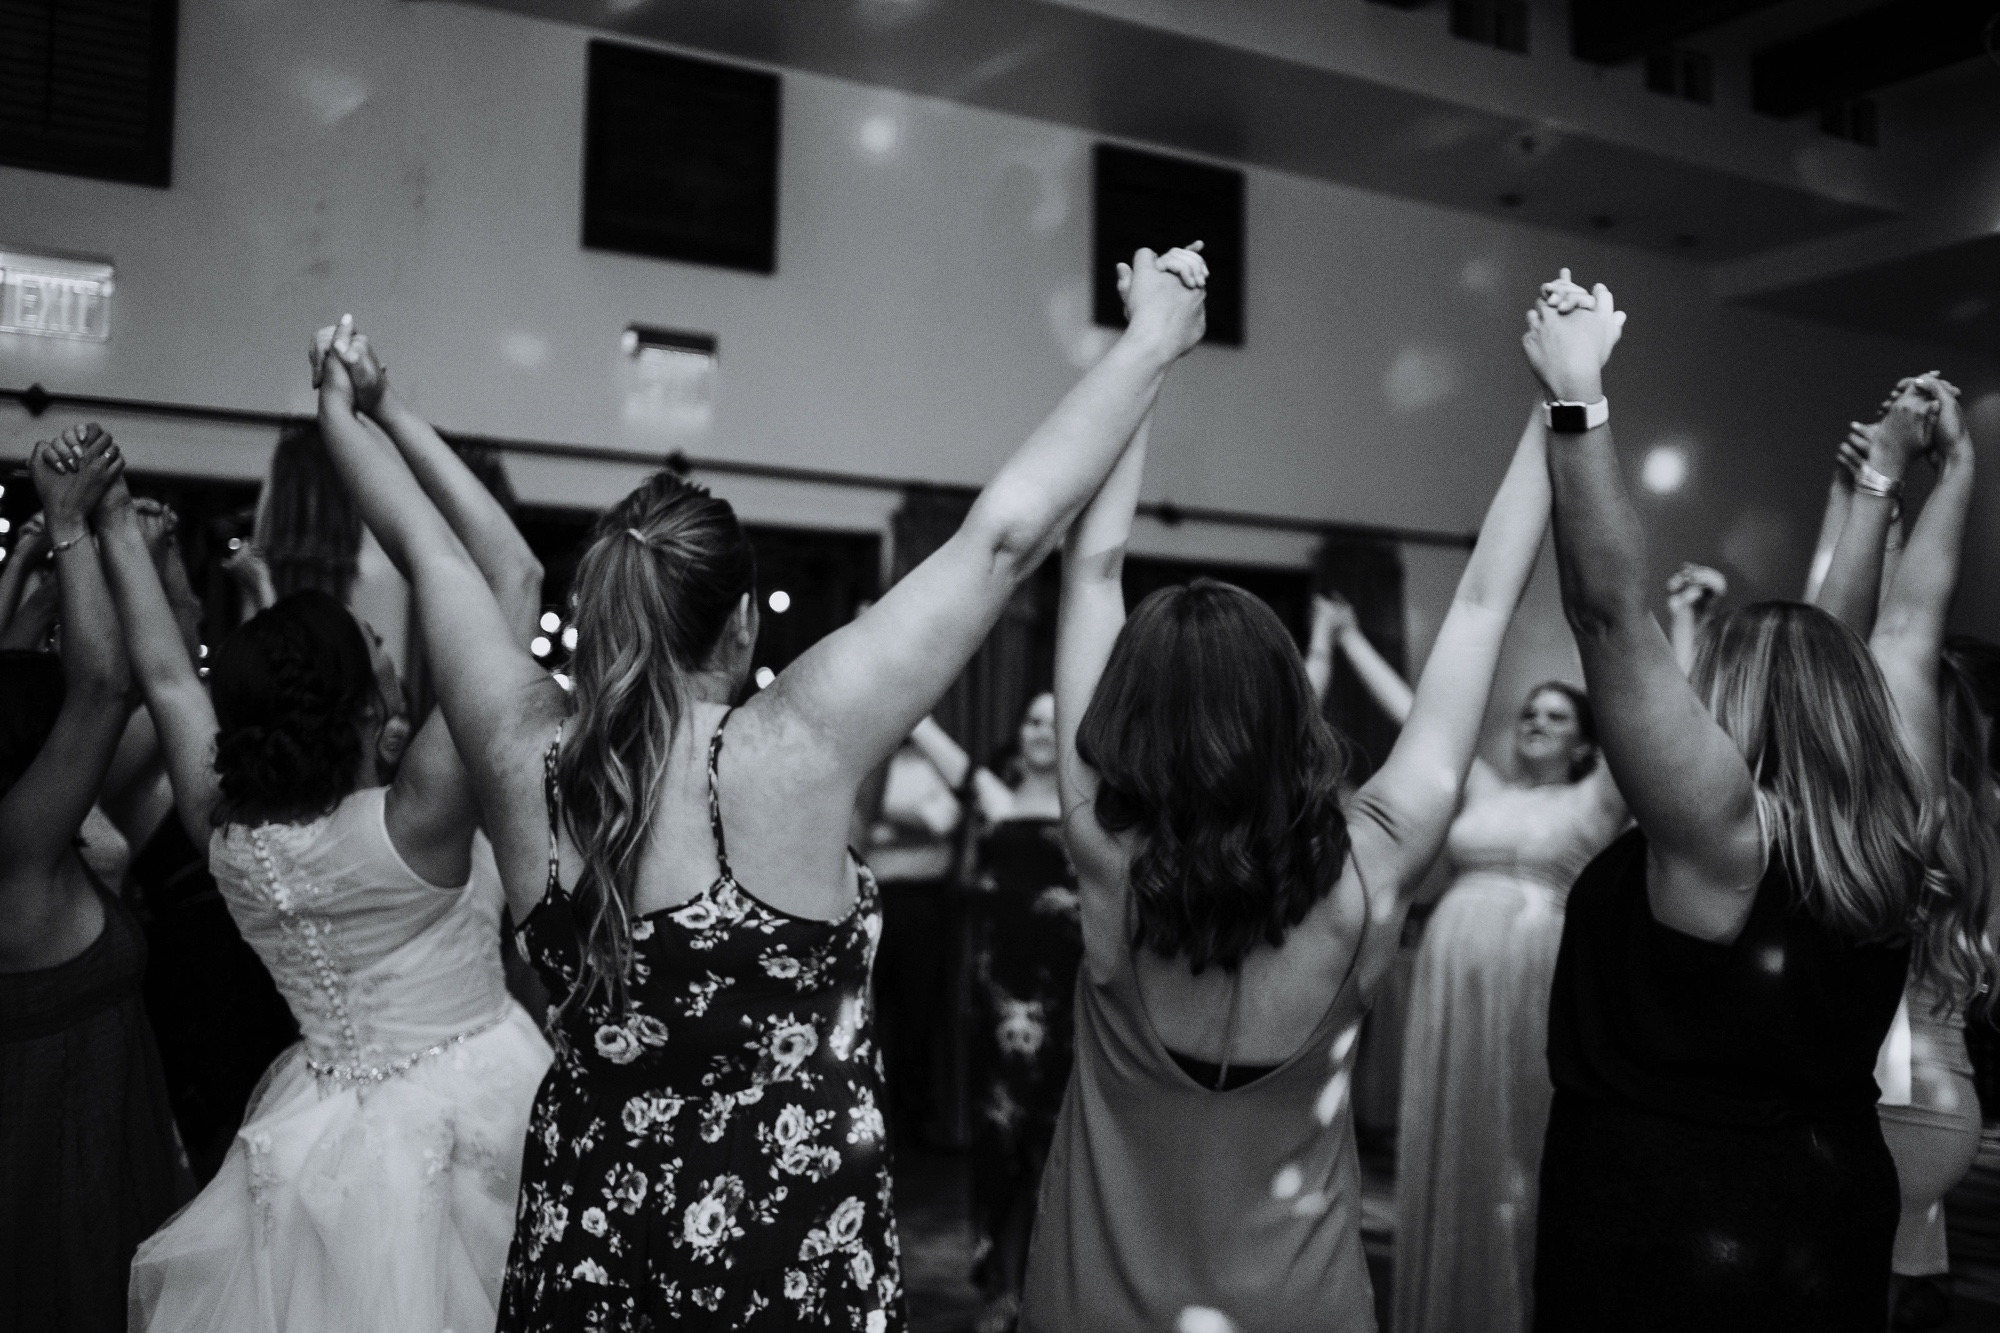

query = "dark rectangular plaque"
[1093,144,1244,347]
[583,41,781,274]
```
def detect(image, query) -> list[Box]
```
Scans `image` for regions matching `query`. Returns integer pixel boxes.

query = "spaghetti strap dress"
[1019,870,1378,1332]
[1534,828,1906,1332]
[498,710,908,1332]
[0,868,191,1333]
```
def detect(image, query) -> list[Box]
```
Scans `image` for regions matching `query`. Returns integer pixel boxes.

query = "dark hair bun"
[210,589,375,824]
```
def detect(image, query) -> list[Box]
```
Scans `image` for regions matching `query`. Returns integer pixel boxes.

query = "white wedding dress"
[129,789,552,1333]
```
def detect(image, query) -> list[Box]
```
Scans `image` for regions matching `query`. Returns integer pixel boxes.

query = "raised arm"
[1528,280,1762,941]
[1348,405,1550,899]
[1054,415,1151,887]
[906,714,1013,820]
[1319,593,1416,725]
[0,433,131,938]
[312,323,546,883]
[770,247,1207,789]
[1815,393,1936,639]
[1872,376,1973,791]
[1665,563,1727,675]
[314,343,563,916]
[95,477,225,845]
[0,512,48,636]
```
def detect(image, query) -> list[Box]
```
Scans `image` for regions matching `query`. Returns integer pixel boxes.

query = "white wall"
[2,0,1991,756]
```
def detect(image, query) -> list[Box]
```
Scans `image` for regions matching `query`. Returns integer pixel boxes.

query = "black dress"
[966,817,1083,1299]
[126,815,297,1183]
[498,712,907,1332]
[0,871,193,1333]
[1534,829,1907,1332]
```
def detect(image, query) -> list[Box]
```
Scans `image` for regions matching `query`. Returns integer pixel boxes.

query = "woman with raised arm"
[114,369,553,1333]
[1664,563,1726,674]
[1812,374,1991,1331]
[908,694,1082,1331]
[1318,588,1624,1333]
[0,429,191,1333]
[1526,282,1994,1331]
[1019,273,1574,1333]
[307,250,1208,1332]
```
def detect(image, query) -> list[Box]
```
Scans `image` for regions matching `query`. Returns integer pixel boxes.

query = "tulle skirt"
[129,1003,551,1333]
[1394,874,1566,1333]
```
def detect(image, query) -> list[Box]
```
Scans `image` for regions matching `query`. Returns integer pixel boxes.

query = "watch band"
[1543,398,1610,434]
[1851,460,1903,499]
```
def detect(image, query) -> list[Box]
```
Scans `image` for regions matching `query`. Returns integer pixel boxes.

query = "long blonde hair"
[1936,646,2000,1015]
[1692,602,1992,1006]
[558,471,755,1017]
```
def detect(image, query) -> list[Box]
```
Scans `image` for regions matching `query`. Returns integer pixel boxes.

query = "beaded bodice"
[209,787,512,1085]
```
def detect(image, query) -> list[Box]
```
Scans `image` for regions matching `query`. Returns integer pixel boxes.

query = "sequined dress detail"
[128,787,554,1333]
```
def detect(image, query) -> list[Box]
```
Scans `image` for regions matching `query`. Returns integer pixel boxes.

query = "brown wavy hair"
[558,471,755,1016]
[1076,579,1352,974]
[1691,602,1993,1006]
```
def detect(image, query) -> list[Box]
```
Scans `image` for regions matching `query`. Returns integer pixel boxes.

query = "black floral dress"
[497,712,907,1332]
[967,817,1083,1297]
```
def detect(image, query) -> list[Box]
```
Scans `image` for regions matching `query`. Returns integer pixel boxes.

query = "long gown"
[128,786,553,1332]
[1394,772,1622,1333]
[1,869,192,1333]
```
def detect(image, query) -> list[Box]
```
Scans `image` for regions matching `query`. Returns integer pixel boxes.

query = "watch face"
[1548,403,1589,434]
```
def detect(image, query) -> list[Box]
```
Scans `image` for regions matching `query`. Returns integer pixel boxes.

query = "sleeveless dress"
[1535,828,1907,1331]
[127,814,298,1184]
[966,817,1083,1299]
[128,787,554,1332]
[1394,776,1622,1333]
[497,711,908,1332]
[1877,978,1982,1275]
[1019,877,1377,1332]
[1,870,191,1333]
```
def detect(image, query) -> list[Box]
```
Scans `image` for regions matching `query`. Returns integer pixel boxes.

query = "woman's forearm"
[1544,424,1652,641]
[371,393,543,629]
[96,500,199,696]
[908,716,972,791]
[963,333,1177,581]
[1817,492,1895,639]
[1803,471,1851,601]
[1335,625,1414,725]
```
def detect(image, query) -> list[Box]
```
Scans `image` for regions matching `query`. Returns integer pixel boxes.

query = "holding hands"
[1522,267,1626,403]
[1115,242,1209,360]
[1311,591,1359,643]
[1666,563,1727,617]
[312,313,390,415]
[32,425,125,539]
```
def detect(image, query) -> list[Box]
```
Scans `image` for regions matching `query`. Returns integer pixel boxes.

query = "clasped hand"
[1522,267,1625,403]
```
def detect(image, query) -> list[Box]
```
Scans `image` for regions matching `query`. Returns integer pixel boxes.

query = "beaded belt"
[305,1011,508,1086]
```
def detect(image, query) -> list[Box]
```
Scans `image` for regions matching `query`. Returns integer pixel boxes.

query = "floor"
[894,1130,2000,1332]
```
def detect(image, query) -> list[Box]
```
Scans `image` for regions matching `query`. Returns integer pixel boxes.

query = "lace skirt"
[129,1003,551,1333]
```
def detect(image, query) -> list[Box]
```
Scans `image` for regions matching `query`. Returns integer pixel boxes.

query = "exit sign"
[0,251,114,341]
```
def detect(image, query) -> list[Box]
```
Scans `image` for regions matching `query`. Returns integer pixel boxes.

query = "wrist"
[48,518,90,548]
[1544,376,1604,406]
[1114,320,1185,367]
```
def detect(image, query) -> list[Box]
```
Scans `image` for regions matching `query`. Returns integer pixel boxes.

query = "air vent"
[0,0,177,187]
[583,41,781,274]
[1093,144,1245,348]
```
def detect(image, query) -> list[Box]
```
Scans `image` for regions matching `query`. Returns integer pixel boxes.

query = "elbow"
[502,554,546,611]
[964,491,1059,585]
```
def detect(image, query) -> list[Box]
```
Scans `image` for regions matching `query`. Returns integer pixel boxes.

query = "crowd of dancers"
[2,244,1995,1333]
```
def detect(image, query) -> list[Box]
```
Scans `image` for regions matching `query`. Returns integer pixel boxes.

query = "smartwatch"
[1542,398,1609,434]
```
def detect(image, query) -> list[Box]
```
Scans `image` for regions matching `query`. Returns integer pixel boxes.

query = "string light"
[539,611,561,633]
[531,636,552,658]
[562,625,578,651]
[768,590,791,613]
[755,666,775,689]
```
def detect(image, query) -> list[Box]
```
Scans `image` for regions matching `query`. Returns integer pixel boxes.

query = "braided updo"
[211,589,377,825]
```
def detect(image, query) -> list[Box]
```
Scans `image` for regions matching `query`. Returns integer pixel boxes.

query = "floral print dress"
[497,712,907,1332]
[967,817,1083,1298]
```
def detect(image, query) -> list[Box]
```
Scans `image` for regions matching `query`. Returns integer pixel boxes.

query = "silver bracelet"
[49,531,89,555]
[1851,460,1903,500]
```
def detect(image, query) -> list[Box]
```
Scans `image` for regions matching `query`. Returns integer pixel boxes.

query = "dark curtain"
[890,485,1042,770]
[1315,535,1406,779]
[255,422,363,603]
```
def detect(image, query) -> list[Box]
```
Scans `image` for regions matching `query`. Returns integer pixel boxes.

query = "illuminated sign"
[0,251,114,341]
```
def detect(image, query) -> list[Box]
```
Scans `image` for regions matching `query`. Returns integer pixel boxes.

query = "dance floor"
[893,1131,2000,1332]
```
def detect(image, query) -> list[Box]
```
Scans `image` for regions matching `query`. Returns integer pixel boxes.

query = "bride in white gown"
[97,331,552,1332]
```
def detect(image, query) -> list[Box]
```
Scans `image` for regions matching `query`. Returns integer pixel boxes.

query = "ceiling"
[443,0,2000,353]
